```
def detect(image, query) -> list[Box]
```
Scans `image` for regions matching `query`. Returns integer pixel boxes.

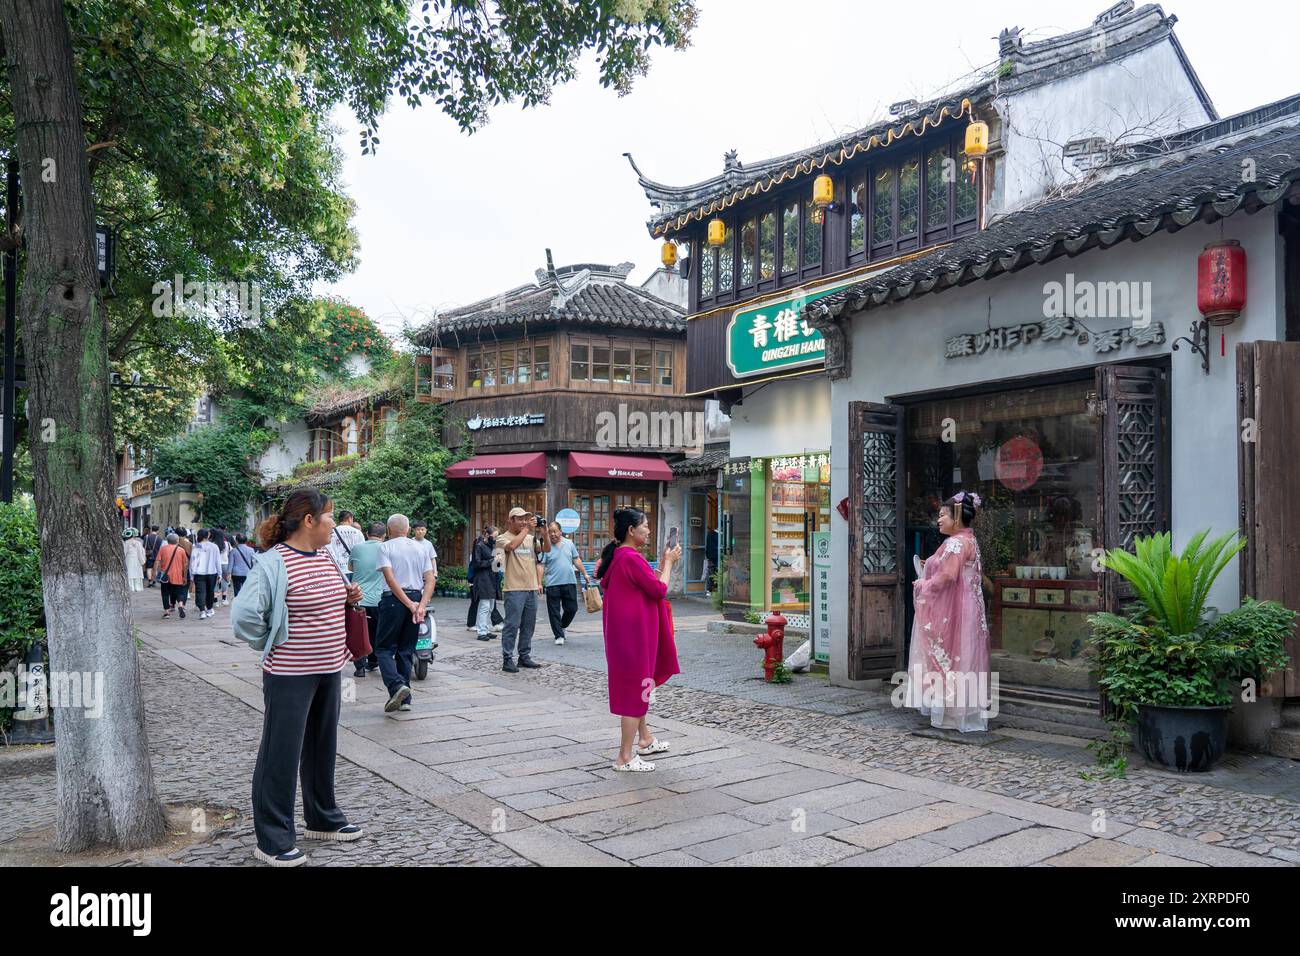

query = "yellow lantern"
[661,240,678,268]
[707,218,726,248]
[964,120,989,156]
[812,173,834,210]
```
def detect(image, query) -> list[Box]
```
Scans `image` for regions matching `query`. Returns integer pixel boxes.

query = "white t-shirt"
[377,537,433,593]
[326,523,366,573]
[416,537,437,568]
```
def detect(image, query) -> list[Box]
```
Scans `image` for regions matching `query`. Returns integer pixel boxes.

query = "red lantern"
[1197,240,1246,326]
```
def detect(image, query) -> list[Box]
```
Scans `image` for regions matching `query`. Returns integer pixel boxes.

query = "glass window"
[468,352,483,388]
[482,350,497,387]
[926,148,949,230]
[499,347,515,386]
[634,348,652,385]
[433,354,454,391]
[898,157,919,236]
[873,167,894,245]
[849,175,866,253]
[781,201,798,275]
[717,224,734,293]
[700,244,715,297]
[534,344,550,381]
[803,201,822,268]
[570,343,588,381]
[516,345,531,385]
[759,211,776,280]
[904,381,1100,661]
[592,346,610,383]
[656,349,673,387]
[612,347,632,385]
[383,407,399,442]
[739,220,755,286]
[956,149,978,220]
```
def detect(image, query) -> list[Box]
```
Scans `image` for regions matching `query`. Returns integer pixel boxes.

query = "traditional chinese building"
[631,3,1216,634]
[413,258,707,566]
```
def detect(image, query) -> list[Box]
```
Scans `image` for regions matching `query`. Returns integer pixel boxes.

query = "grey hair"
[387,513,410,536]
[166,532,179,544]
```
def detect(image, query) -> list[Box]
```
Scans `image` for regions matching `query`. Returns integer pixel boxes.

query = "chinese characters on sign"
[812,532,831,665]
[465,413,545,431]
[725,282,856,378]
[722,455,829,476]
[944,318,1165,359]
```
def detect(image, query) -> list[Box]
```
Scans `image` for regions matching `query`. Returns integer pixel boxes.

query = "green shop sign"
[725,281,851,378]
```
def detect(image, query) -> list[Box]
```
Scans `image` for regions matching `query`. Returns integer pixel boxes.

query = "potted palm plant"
[1088,530,1295,773]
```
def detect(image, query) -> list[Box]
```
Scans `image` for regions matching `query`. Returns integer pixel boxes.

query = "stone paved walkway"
[3,590,1296,867]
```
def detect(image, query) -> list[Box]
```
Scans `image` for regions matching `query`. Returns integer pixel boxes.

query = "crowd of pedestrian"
[122,489,686,866]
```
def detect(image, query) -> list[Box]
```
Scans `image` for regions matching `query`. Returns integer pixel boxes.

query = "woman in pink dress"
[595,507,681,772]
[904,491,993,732]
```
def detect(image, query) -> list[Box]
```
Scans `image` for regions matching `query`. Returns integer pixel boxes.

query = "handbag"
[328,555,371,661]
[583,584,603,613]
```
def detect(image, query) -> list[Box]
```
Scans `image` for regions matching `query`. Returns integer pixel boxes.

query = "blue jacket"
[229,546,289,658]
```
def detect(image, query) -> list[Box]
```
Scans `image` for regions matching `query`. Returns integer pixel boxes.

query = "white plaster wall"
[729,375,831,459]
[994,40,1215,216]
[828,210,1281,687]
[257,418,312,482]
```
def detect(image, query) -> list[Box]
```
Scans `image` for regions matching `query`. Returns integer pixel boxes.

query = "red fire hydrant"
[754,611,786,682]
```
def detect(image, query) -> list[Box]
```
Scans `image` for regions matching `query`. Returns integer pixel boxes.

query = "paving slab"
[551,789,749,841]
[926,827,1091,866]
[684,812,848,863]
[719,767,855,803]
[833,837,958,867]
[716,835,863,867]
[1042,839,1152,867]
[830,803,988,850]
[591,813,755,860]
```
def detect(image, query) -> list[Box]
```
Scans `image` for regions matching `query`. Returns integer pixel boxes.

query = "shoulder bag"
[156,546,181,585]
[328,551,371,661]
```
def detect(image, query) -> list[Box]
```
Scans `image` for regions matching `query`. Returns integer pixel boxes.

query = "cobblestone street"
[4,590,1298,867]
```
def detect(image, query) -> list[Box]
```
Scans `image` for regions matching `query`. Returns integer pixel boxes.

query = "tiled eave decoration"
[646,96,981,239]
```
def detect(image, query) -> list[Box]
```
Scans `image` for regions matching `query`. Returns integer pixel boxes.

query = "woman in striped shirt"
[238,489,365,867]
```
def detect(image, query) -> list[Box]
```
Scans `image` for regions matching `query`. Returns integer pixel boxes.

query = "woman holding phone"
[594,508,680,772]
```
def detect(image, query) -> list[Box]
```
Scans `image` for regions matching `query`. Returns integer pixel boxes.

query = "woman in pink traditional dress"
[904,491,992,732]
[595,507,681,772]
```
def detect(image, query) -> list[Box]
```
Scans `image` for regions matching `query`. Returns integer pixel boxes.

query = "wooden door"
[847,401,906,679]
[1094,364,1169,615]
[1238,341,1300,696]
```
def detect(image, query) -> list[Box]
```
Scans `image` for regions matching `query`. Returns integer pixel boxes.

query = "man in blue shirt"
[348,522,387,677]
[540,521,591,645]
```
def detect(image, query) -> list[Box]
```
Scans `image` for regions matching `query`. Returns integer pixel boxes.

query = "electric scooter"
[414,610,437,680]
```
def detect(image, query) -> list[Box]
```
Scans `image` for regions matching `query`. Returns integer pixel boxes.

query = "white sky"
[317,0,1298,339]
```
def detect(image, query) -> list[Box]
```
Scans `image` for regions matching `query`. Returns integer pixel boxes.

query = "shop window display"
[905,380,1100,662]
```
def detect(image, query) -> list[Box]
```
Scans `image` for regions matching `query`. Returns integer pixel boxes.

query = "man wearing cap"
[494,506,548,673]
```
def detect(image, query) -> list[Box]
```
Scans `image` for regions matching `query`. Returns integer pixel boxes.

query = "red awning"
[446,452,547,480]
[567,452,673,482]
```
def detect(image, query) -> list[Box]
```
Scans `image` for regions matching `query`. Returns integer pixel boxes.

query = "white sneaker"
[555,637,565,645]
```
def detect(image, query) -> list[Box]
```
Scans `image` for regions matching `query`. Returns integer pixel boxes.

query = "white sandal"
[636,739,669,756]
[613,755,656,772]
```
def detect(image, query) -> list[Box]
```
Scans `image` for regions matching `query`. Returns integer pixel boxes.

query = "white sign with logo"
[466,413,545,431]
[811,531,831,666]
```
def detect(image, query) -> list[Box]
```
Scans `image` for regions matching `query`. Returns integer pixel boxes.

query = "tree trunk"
[0,0,165,851]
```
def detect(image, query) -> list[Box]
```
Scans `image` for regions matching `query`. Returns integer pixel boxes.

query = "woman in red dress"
[595,508,681,772]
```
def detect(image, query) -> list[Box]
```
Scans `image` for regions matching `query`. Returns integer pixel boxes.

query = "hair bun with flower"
[952,490,982,509]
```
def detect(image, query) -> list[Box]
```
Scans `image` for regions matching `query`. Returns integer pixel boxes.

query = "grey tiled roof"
[671,447,730,478]
[415,263,685,344]
[809,118,1300,323]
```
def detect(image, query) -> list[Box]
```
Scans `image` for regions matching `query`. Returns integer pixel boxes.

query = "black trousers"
[162,581,187,610]
[545,584,579,640]
[375,591,421,697]
[232,574,247,596]
[251,670,347,855]
[194,573,218,611]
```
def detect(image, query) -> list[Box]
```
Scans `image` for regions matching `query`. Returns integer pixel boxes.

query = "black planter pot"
[1135,704,1230,772]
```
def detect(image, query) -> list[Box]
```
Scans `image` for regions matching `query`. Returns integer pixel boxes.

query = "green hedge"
[0,500,43,654]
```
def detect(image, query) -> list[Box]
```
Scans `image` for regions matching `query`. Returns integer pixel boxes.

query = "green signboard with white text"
[725,280,853,379]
